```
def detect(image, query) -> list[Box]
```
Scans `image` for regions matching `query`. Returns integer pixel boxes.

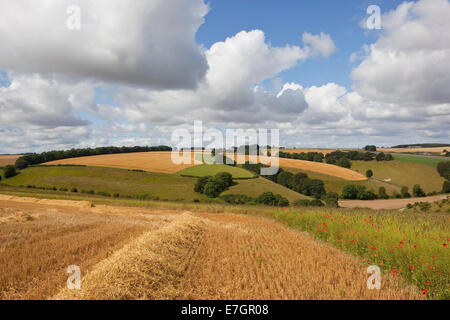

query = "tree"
[292,173,309,194]
[277,171,294,189]
[15,158,28,170]
[356,186,376,200]
[256,192,289,206]
[366,169,373,178]
[437,161,450,178]
[214,172,233,188]
[313,154,323,162]
[336,157,351,168]
[203,180,224,198]
[376,152,386,161]
[413,184,426,197]
[378,187,389,199]
[443,181,450,193]
[400,186,411,198]
[304,179,326,199]
[342,185,358,199]
[194,176,211,193]
[3,165,16,178]
[384,153,393,161]
[364,145,377,151]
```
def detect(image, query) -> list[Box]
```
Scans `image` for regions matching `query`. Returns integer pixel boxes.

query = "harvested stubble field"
[0,155,20,166]
[0,195,422,300]
[45,151,367,181]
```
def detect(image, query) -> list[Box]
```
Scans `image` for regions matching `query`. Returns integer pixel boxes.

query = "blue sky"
[196,0,399,89]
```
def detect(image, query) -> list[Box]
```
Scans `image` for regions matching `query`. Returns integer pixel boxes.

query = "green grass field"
[222,176,312,203]
[350,160,444,193]
[177,164,256,179]
[259,206,450,299]
[1,166,209,202]
[392,154,445,167]
[283,167,400,196]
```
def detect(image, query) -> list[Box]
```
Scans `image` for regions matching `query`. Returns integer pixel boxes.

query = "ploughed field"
[0,195,426,300]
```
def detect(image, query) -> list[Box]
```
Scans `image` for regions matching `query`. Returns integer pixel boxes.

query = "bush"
[256,192,289,207]
[96,191,111,197]
[113,193,120,198]
[443,180,450,193]
[366,169,373,178]
[437,161,450,178]
[336,157,351,168]
[378,186,389,199]
[293,199,312,207]
[14,158,28,170]
[357,188,377,200]
[384,153,393,161]
[220,194,254,205]
[310,199,325,207]
[323,192,339,207]
[3,165,17,178]
[413,184,426,197]
[194,176,211,193]
[70,187,78,193]
[400,186,411,198]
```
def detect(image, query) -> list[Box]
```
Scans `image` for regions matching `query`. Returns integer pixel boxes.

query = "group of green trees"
[324,150,393,169]
[437,161,450,193]
[220,192,289,207]
[14,145,172,169]
[277,151,324,163]
[194,172,235,198]
[0,165,17,181]
[341,184,426,200]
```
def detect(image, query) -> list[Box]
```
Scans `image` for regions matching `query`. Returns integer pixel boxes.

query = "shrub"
[194,176,211,193]
[400,186,411,198]
[14,158,28,170]
[70,187,78,193]
[256,192,289,207]
[3,165,17,178]
[357,188,377,200]
[59,187,68,192]
[437,161,450,178]
[96,191,111,197]
[336,157,351,168]
[443,180,450,193]
[323,192,339,207]
[310,199,325,207]
[113,193,120,198]
[384,153,393,161]
[366,169,373,178]
[220,194,254,205]
[193,198,200,203]
[378,187,389,199]
[413,184,426,197]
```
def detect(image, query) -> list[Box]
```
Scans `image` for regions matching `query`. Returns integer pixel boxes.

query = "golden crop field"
[0,195,421,300]
[45,152,200,174]
[0,155,20,166]
[45,152,367,181]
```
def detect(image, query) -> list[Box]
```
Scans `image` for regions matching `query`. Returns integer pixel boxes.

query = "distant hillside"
[391,143,450,148]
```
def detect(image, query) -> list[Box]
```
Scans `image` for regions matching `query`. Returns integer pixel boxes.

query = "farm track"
[0,195,421,300]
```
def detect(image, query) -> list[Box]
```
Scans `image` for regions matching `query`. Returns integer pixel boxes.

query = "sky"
[0,0,449,153]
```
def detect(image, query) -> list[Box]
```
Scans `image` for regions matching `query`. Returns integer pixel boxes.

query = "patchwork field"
[350,160,445,193]
[392,154,445,167]
[0,195,424,300]
[45,152,367,181]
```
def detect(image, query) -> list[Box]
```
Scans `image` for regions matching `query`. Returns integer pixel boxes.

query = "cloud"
[351,0,450,104]
[302,32,336,57]
[0,0,209,89]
